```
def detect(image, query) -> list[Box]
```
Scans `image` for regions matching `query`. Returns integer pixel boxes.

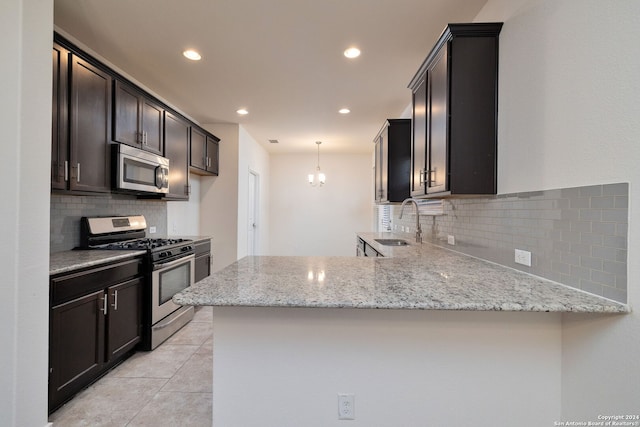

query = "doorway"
[248,170,259,255]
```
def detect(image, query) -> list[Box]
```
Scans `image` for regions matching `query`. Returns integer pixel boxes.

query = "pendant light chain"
[308,141,326,186]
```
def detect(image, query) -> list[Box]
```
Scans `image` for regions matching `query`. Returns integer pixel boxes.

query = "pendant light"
[308,141,326,186]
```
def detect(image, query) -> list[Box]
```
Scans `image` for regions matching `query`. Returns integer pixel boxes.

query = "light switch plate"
[149,226,157,234]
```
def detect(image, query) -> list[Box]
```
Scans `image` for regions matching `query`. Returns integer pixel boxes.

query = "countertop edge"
[172,296,631,313]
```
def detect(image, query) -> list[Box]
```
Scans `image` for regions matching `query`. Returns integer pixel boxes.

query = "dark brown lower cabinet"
[107,278,143,361]
[194,239,212,283]
[49,290,104,412]
[49,259,142,413]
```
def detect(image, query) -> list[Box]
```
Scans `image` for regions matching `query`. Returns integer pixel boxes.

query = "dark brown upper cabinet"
[49,52,114,194]
[374,119,411,203]
[409,23,502,198]
[52,42,112,193]
[52,32,221,200]
[164,111,191,200]
[113,80,164,155]
[51,43,69,191]
[190,126,220,176]
[69,54,112,193]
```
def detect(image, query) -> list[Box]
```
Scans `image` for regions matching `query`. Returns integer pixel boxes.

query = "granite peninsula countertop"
[174,236,630,313]
[49,235,212,276]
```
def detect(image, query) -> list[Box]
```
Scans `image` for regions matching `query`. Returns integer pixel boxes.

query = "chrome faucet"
[399,198,422,243]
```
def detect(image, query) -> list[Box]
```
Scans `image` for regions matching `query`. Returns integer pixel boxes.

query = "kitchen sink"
[374,238,409,246]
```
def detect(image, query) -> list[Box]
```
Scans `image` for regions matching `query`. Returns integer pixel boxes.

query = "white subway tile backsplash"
[50,193,168,253]
[391,183,629,303]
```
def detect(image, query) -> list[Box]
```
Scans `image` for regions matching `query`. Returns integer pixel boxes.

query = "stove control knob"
[182,246,192,252]
[159,251,169,258]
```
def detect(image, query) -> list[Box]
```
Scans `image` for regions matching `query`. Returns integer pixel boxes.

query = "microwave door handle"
[155,165,164,189]
[163,168,169,189]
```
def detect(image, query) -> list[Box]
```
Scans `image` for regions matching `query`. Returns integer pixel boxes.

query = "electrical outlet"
[338,394,355,420]
[447,235,455,245]
[149,226,157,234]
[515,249,532,266]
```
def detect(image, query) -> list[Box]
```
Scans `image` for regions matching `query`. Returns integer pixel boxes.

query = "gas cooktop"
[96,238,191,251]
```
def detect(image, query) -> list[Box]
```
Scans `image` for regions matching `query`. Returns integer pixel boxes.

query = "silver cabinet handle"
[111,290,118,311]
[76,163,80,182]
[100,294,108,315]
[64,160,69,182]
[426,169,435,186]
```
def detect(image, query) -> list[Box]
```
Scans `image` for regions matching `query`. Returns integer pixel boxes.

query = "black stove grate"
[99,238,191,250]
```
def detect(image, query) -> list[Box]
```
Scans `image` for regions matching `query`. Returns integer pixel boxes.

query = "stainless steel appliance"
[112,144,170,195]
[81,215,194,350]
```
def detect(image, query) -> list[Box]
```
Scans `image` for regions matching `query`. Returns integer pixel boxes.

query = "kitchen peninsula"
[173,236,628,426]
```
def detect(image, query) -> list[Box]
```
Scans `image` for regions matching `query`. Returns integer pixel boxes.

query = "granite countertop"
[174,237,630,313]
[50,249,146,275]
[49,235,212,275]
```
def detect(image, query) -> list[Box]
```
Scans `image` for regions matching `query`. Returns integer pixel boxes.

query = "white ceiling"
[54,0,487,154]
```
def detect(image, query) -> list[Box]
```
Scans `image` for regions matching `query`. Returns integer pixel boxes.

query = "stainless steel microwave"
[112,144,169,195]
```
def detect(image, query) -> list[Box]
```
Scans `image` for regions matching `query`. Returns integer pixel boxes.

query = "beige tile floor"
[49,306,213,426]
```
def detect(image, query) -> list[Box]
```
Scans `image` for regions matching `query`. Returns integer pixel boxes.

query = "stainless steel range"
[81,215,195,350]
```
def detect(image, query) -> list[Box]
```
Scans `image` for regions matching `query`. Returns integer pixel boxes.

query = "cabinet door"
[195,253,211,283]
[374,136,383,202]
[164,111,190,200]
[190,127,207,171]
[141,98,164,155]
[49,290,105,412]
[106,277,142,362]
[113,81,140,148]
[410,77,427,197]
[427,45,448,194]
[69,55,111,193]
[206,136,219,175]
[51,43,69,190]
[380,126,389,202]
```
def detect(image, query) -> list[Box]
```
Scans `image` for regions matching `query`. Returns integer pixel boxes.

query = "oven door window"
[158,262,191,305]
[123,158,158,187]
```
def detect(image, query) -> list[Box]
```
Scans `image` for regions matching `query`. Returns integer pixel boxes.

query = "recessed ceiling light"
[344,47,361,59]
[183,50,202,61]
[339,108,351,114]
[237,108,249,115]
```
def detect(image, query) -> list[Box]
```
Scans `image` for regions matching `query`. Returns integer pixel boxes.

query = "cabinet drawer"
[51,258,143,306]
[194,239,211,256]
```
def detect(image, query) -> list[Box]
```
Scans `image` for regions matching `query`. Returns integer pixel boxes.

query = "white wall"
[237,126,270,258]
[0,0,52,425]
[198,124,270,269]
[476,0,640,418]
[213,307,561,426]
[200,124,240,272]
[269,153,373,256]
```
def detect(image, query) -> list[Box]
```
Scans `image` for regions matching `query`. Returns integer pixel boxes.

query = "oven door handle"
[153,254,195,271]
